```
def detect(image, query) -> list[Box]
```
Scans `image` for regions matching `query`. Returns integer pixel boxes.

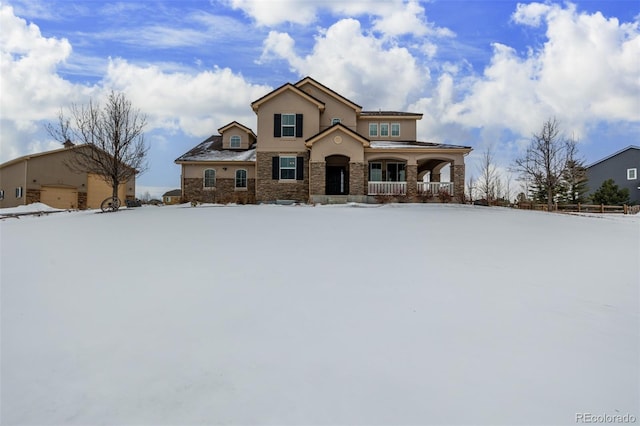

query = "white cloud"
[260,19,426,110]
[227,0,318,26]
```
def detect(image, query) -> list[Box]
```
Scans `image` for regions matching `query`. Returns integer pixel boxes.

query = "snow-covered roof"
[175,135,256,163]
[369,140,472,150]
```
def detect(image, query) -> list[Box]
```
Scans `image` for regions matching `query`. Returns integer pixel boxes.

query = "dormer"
[218,121,257,150]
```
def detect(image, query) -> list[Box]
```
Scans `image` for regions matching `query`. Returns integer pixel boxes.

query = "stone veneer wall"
[406,164,418,198]
[349,162,366,196]
[26,189,40,205]
[452,164,465,203]
[309,162,325,196]
[256,152,309,203]
[78,192,87,210]
[183,178,256,204]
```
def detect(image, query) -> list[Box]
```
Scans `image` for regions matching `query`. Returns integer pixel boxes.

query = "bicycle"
[100,196,121,212]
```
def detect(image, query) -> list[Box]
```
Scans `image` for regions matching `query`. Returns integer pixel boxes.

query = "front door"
[326,166,349,195]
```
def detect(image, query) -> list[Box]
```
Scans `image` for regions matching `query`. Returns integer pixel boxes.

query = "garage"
[87,173,126,209]
[40,186,78,209]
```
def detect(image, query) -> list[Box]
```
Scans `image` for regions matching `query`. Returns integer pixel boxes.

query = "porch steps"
[325,195,349,204]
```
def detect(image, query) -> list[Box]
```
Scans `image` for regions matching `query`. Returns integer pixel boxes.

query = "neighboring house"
[162,189,182,205]
[586,146,640,204]
[0,142,136,209]
[175,77,472,204]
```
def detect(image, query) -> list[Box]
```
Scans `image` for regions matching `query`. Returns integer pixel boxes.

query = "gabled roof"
[175,135,256,163]
[163,189,182,197]
[251,83,325,113]
[295,76,362,113]
[305,123,370,148]
[586,145,640,168]
[360,111,423,119]
[217,121,257,139]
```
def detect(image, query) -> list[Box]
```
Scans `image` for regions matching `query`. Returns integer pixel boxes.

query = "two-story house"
[175,77,472,204]
[586,146,640,204]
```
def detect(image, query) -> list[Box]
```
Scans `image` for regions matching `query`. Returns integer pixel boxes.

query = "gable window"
[380,123,389,137]
[230,135,241,148]
[391,123,400,137]
[204,169,216,188]
[628,168,637,180]
[15,187,23,198]
[369,123,378,137]
[332,118,341,125]
[235,169,247,188]
[279,156,296,180]
[369,163,382,181]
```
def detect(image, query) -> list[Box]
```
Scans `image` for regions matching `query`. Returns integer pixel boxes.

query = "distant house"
[586,146,640,204]
[0,143,136,209]
[175,77,472,204]
[162,189,182,205]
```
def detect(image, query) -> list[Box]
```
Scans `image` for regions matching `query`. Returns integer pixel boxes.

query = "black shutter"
[274,114,281,137]
[295,114,303,138]
[272,156,279,180]
[296,156,304,180]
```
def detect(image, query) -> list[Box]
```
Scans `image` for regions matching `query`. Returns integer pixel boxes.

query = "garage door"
[87,174,126,209]
[40,186,78,209]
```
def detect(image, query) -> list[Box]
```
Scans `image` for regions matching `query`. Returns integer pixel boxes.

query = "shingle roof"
[360,111,423,117]
[369,140,472,150]
[162,189,182,197]
[175,135,256,162]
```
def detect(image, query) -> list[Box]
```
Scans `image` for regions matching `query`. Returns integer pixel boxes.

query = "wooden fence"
[517,202,640,215]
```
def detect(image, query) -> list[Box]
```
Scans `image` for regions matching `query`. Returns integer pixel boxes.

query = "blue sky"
[1,0,639,198]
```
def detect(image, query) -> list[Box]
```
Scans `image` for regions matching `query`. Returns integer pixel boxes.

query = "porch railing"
[368,181,407,195]
[417,182,453,195]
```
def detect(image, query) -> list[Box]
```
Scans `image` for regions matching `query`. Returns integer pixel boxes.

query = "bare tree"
[513,117,577,211]
[466,175,476,203]
[477,145,498,204]
[47,91,148,205]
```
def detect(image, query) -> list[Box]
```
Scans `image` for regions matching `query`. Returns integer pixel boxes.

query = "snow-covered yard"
[1,203,638,425]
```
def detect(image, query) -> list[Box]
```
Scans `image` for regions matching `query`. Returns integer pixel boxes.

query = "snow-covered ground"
[1,203,638,425]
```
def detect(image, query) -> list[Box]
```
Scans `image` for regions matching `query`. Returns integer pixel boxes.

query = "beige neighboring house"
[162,189,182,205]
[0,142,136,209]
[176,77,472,204]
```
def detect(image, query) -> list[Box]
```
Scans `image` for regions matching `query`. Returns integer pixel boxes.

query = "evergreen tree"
[559,159,588,203]
[591,179,630,205]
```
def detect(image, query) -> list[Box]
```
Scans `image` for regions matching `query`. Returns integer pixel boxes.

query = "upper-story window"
[380,123,389,137]
[204,169,216,188]
[332,118,341,125]
[391,123,400,137]
[274,114,303,138]
[230,135,241,148]
[369,123,378,137]
[628,168,638,180]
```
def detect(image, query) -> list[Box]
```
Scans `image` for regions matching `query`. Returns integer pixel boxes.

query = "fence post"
[624,204,628,215]
[600,204,604,213]
[578,203,581,212]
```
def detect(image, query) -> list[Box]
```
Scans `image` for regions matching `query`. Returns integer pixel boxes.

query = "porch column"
[431,172,441,182]
[453,164,465,203]
[310,161,325,195]
[349,162,366,196]
[406,163,418,199]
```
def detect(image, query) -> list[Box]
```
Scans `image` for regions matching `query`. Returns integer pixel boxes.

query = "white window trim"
[235,169,248,190]
[203,169,216,189]
[230,135,241,148]
[15,186,23,198]
[0,189,4,200]
[391,123,400,137]
[369,123,378,137]
[282,113,296,138]
[627,168,637,180]
[280,156,297,181]
[380,123,389,137]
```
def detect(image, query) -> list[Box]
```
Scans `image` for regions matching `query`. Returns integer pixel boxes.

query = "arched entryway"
[326,155,350,195]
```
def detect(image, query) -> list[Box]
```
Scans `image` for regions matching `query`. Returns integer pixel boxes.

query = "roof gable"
[295,76,362,113]
[305,123,370,148]
[251,83,325,113]
[587,145,640,168]
[217,121,257,139]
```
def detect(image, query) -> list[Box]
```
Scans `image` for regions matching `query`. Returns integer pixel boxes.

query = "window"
[230,135,241,148]
[386,163,406,182]
[280,156,296,180]
[332,118,341,125]
[369,123,378,137]
[15,187,23,198]
[204,169,216,188]
[380,123,389,137]
[0,190,4,200]
[391,123,400,137]
[628,168,637,180]
[282,114,295,137]
[369,163,382,181]
[235,169,247,188]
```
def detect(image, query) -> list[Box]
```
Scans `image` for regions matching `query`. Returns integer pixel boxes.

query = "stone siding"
[453,164,465,203]
[406,164,418,198]
[78,192,87,210]
[309,161,325,196]
[183,177,256,204]
[349,162,366,196]
[26,189,40,205]
[256,152,309,203]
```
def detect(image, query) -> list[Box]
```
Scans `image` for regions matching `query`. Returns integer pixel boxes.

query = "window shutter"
[274,114,281,137]
[272,156,279,180]
[295,114,303,138]
[296,156,304,180]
